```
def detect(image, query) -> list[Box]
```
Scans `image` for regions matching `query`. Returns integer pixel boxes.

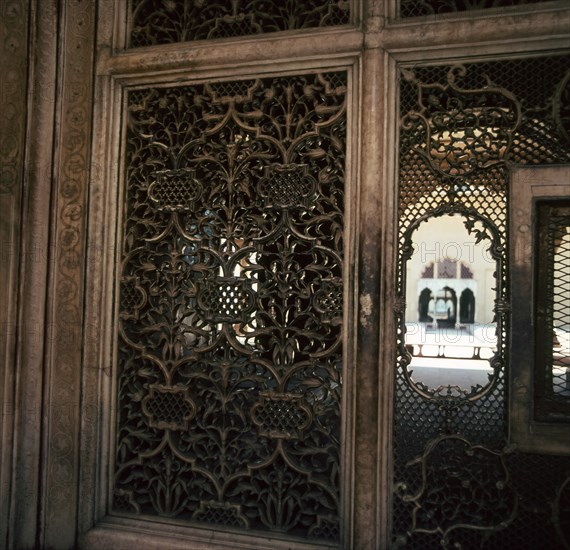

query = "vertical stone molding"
[41,0,96,547]
[0,0,30,547]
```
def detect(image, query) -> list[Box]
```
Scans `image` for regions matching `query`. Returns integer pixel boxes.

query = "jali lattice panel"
[399,0,553,19]
[128,0,350,47]
[113,73,347,543]
[393,56,570,549]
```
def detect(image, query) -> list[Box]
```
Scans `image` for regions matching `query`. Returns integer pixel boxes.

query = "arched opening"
[459,288,475,324]
[418,287,433,322]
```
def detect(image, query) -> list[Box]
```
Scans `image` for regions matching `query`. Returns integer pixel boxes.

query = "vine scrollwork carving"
[394,435,517,548]
[402,67,521,177]
[128,0,350,47]
[113,72,346,541]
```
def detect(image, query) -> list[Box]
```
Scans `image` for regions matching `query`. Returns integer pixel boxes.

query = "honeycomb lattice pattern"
[316,290,342,313]
[309,518,340,540]
[324,2,351,25]
[193,503,248,528]
[128,0,350,48]
[325,71,348,91]
[252,397,309,437]
[198,280,253,322]
[460,263,473,279]
[399,0,552,18]
[209,79,256,101]
[145,389,194,427]
[149,170,202,211]
[120,279,142,312]
[208,16,259,40]
[549,222,570,393]
[484,454,570,549]
[422,263,434,278]
[437,258,456,279]
[394,56,570,548]
[258,164,316,207]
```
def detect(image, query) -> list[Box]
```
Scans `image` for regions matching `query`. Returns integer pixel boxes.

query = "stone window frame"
[509,165,570,455]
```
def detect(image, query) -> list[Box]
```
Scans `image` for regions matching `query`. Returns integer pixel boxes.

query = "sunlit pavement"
[403,323,569,395]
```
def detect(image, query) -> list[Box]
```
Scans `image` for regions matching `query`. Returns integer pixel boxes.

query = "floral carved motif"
[114,73,346,540]
[394,436,517,547]
[128,0,350,47]
[401,67,520,177]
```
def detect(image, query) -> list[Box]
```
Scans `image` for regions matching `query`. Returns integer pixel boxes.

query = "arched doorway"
[418,287,433,322]
[459,288,475,324]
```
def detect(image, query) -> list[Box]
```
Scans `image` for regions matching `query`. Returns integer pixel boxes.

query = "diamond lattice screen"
[393,56,570,549]
[113,73,347,542]
[399,0,553,18]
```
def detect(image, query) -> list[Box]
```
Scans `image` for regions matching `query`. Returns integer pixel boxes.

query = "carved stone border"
[38,0,96,547]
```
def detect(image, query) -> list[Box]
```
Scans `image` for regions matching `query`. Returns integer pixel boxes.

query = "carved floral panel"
[113,73,346,542]
[128,0,350,48]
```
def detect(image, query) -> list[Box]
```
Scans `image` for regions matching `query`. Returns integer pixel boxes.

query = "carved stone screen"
[393,57,570,548]
[128,0,350,48]
[113,73,346,542]
[398,0,553,18]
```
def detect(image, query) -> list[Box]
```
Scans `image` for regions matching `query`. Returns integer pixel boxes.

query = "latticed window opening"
[534,201,570,421]
[128,0,351,48]
[114,73,346,541]
[437,258,456,279]
[419,259,475,281]
[394,56,570,549]
[398,0,554,19]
